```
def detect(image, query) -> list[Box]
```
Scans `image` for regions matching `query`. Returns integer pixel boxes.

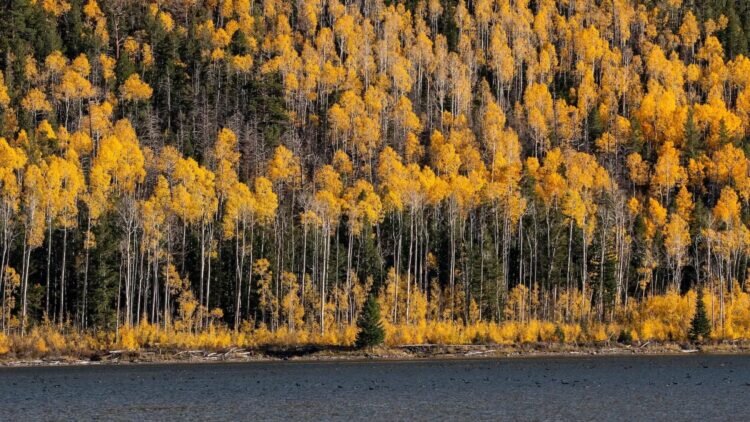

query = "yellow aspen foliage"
[45,50,68,75]
[679,11,700,49]
[489,25,514,85]
[93,17,109,44]
[88,121,146,219]
[652,141,687,194]
[1,266,21,328]
[281,272,304,330]
[562,189,587,228]
[212,128,240,199]
[343,179,383,235]
[694,99,743,147]
[46,151,86,228]
[123,37,139,57]
[86,101,114,135]
[221,181,255,237]
[22,165,48,248]
[664,213,690,266]
[314,164,343,196]
[332,150,353,176]
[158,11,175,32]
[524,83,554,150]
[254,258,275,324]
[713,187,741,226]
[23,56,40,84]
[648,198,668,227]
[10,0,750,352]
[40,0,71,16]
[229,54,253,73]
[252,177,278,224]
[709,143,750,199]
[55,69,95,101]
[637,83,686,145]
[0,74,10,108]
[627,197,640,215]
[378,147,409,212]
[71,54,91,77]
[576,63,598,115]
[83,0,102,19]
[120,74,153,102]
[645,198,667,240]
[267,145,301,185]
[21,88,53,114]
[141,176,170,251]
[69,131,93,155]
[675,186,694,222]
[142,44,155,68]
[0,137,27,210]
[595,132,617,153]
[36,119,56,141]
[431,131,462,176]
[171,157,218,225]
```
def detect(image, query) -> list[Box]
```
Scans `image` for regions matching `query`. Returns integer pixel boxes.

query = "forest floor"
[3,342,750,367]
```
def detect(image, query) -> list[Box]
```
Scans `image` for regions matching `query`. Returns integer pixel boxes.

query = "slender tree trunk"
[59,227,68,324]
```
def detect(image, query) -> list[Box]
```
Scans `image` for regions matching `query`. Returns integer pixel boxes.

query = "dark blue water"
[1,355,749,421]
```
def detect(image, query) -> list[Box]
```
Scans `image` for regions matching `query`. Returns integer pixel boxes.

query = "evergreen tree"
[355,295,385,348]
[689,287,711,343]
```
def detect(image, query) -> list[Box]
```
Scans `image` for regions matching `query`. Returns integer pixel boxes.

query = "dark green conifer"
[355,295,385,349]
[689,287,711,343]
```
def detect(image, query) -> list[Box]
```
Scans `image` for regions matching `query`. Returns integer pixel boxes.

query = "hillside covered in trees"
[2,0,750,354]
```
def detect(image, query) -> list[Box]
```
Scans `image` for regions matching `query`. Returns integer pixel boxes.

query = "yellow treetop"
[212,128,240,199]
[22,164,47,248]
[0,137,28,210]
[714,187,741,226]
[222,181,256,238]
[267,145,301,185]
[343,179,383,235]
[252,176,278,224]
[40,0,71,17]
[21,88,53,114]
[0,74,10,108]
[120,74,153,102]
[171,157,218,225]
[652,141,687,194]
[664,213,691,264]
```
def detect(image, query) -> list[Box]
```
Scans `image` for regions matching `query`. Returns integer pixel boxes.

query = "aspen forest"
[2,0,750,356]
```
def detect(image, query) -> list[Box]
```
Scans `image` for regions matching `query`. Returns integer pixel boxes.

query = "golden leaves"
[627,153,649,186]
[21,89,52,114]
[119,74,153,102]
[714,187,741,226]
[524,83,554,146]
[0,137,27,210]
[652,141,687,193]
[267,145,301,185]
[252,176,278,224]
[664,213,690,262]
[212,128,240,198]
[0,74,10,109]
[343,179,383,235]
[40,0,71,17]
[171,157,218,225]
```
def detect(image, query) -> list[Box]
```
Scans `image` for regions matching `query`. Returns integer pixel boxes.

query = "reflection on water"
[2,355,750,421]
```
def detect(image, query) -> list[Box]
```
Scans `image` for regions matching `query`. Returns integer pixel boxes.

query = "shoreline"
[3,342,750,368]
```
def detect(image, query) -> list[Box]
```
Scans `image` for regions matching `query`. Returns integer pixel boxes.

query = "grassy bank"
[1,320,749,367]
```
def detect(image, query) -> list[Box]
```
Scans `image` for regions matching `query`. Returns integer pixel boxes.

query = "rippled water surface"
[2,354,750,421]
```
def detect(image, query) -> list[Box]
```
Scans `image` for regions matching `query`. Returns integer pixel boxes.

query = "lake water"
[1,355,749,421]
